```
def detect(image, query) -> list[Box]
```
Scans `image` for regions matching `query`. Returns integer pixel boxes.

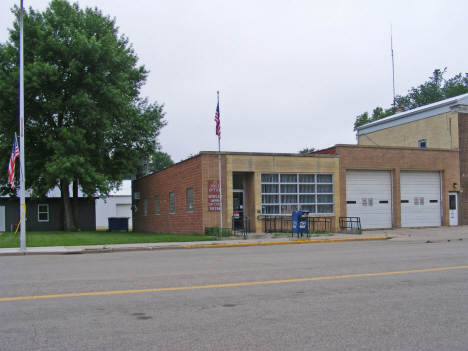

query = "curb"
[183,237,389,249]
[0,237,389,256]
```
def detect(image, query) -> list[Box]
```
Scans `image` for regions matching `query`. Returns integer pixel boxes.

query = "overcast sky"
[2,0,468,162]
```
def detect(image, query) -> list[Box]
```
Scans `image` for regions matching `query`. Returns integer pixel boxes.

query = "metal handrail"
[262,216,332,233]
[232,216,250,237]
[339,217,361,230]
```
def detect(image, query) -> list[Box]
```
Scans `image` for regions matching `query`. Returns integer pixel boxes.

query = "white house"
[95,180,132,229]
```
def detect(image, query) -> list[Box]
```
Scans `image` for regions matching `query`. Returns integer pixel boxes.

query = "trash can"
[292,210,309,238]
[108,217,130,232]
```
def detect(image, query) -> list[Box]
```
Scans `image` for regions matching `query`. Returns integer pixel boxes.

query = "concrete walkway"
[1,226,468,256]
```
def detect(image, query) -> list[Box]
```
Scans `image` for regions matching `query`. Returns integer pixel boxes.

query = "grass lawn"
[0,231,217,248]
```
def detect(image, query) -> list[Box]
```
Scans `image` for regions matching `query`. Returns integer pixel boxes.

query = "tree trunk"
[61,180,77,232]
[72,180,79,230]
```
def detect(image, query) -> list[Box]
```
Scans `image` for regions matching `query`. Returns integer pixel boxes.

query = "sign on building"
[208,180,220,211]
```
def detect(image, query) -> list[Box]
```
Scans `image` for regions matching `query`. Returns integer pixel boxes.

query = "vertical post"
[391,24,396,109]
[217,91,222,238]
[19,0,26,251]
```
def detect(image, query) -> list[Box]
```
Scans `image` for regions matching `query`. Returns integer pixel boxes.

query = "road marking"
[2,265,467,302]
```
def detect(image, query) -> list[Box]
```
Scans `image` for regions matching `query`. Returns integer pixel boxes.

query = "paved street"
[1,231,468,350]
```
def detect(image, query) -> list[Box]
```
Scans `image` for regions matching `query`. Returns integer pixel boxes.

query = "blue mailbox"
[292,210,309,238]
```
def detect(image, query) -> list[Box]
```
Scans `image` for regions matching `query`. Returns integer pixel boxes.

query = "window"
[419,139,427,148]
[155,195,160,215]
[38,204,49,222]
[144,198,148,216]
[261,173,334,215]
[187,188,194,212]
[169,192,175,213]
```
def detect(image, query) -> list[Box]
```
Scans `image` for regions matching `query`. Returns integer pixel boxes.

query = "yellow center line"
[2,265,468,302]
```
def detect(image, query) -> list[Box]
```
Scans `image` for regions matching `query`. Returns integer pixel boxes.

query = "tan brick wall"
[336,145,460,227]
[201,153,228,230]
[358,112,459,149]
[225,154,340,232]
[457,113,468,224]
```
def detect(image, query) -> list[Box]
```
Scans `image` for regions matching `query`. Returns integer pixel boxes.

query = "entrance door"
[233,191,244,230]
[449,192,458,226]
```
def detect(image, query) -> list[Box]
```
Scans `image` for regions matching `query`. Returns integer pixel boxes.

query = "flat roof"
[199,151,337,157]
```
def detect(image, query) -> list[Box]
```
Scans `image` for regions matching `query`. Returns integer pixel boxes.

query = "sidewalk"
[1,226,468,256]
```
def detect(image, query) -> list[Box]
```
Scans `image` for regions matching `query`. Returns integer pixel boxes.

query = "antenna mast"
[391,24,396,108]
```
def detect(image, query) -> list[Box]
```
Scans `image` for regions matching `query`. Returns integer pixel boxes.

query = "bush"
[204,226,233,237]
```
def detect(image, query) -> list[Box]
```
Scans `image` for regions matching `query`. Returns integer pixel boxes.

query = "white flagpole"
[217,91,222,237]
[19,0,26,251]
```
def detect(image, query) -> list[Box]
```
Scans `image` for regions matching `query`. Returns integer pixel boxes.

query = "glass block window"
[281,174,297,183]
[262,184,278,193]
[38,204,49,222]
[169,192,175,214]
[261,174,279,183]
[187,188,194,212]
[261,173,334,215]
[155,195,160,215]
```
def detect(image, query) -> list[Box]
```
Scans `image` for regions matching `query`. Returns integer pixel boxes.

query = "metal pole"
[217,92,222,238]
[391,24,396,109]
[19,0,26,251]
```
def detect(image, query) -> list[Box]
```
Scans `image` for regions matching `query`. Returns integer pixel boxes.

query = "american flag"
[8,135,19,189]
[214,101,220,139]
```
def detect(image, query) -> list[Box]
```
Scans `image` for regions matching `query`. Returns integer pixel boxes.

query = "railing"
[262,216,332,233]
[309,217,332,232]
[339,217,361,231]
[232,216,250,237]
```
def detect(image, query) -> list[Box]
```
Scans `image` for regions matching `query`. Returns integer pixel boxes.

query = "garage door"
[400,171,441,227]
[346,170,392,229]
[116,204,132,218]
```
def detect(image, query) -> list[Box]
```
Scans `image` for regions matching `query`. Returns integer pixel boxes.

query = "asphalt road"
[1,239,468,350]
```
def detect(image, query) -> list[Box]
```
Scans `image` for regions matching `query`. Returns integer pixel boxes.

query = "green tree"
[0,1,166,231]
[299,148,316,154]
[354,68,468,129]
[149,151,174,173]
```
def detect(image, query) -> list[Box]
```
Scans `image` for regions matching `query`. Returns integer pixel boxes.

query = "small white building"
[95,180,132,229]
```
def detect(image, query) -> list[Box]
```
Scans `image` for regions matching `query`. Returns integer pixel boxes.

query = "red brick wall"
[458,113,468,224]
[132,155,203,234]
[336,145,460,227]
[132,153,228,234]
[312,146,336,155]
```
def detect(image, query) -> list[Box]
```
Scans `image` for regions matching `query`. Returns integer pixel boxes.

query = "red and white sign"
[208,180,220,211]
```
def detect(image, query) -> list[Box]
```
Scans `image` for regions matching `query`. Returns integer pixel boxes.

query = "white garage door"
[116,204,132,218]
[400,171,441,227]
[346,170,392,229]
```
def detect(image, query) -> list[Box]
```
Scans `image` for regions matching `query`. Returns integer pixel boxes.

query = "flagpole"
[217,91,222,238]
[19,0,26,251]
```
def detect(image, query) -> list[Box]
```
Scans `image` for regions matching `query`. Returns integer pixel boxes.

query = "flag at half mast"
[215,101,220,139]
[8,134,19,189]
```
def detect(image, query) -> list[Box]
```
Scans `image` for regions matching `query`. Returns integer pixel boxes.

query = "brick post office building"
[132,146,459,234]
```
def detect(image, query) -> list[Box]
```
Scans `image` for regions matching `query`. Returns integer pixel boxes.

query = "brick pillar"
[458,113,468,225]
[392,168,401,228]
